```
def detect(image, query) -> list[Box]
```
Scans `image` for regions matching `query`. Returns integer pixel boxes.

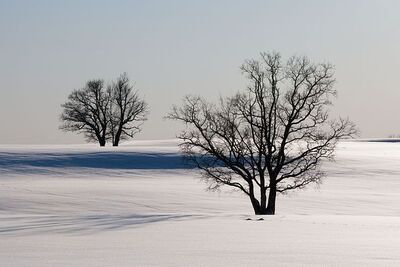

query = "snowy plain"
[1,139,400,266]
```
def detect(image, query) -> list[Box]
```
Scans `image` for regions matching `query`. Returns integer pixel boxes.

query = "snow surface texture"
[1,140,400,266]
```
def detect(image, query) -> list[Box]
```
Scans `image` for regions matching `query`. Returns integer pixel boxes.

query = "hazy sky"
[1,0,400,144]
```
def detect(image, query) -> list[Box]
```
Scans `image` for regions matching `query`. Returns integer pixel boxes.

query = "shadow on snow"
[0,213,202,235]
[0,151,196,171]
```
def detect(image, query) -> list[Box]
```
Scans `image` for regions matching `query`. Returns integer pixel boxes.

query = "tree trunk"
[250,188,276,215]
[250,197,262,215]
[113,126,123,146]
[99,139,106,147]
[113,135,120,146]
[250,196,270,215]
[99,133,106,147]
[260,175,267,213]
[113,132,121,146]
[96,132,106,147]
[266,186,276,215]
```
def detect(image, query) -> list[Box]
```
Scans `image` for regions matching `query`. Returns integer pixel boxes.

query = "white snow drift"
[1,140,400,266]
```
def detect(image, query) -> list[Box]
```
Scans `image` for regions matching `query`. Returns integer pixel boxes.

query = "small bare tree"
[107,73,149,146]
[60,79,110,146]
[60,74,148,147]
[168,52,357,215]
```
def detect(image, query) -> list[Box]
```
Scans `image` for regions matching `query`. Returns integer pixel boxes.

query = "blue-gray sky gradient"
[1,0,400,144]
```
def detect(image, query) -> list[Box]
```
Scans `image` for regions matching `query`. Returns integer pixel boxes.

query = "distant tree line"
[60,73,148,146]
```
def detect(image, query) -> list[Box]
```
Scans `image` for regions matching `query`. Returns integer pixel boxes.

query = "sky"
[1,0,400,144]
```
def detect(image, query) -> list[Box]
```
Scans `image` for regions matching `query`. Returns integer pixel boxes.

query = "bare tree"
[168,52,357,215]
[60,79,110,146]
[60,74,148,146]
[107,73,148,146]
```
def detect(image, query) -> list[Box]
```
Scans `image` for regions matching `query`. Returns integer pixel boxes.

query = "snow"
[1,140,400,266]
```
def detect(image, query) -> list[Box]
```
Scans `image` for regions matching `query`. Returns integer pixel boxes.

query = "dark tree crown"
[168,52,357,214]
[60,73,149,146]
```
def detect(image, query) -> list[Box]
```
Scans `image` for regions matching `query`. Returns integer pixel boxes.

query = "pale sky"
[1,0,400,144]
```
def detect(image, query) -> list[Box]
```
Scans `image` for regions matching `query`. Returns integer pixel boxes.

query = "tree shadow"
[359,139,400,143]
[0,151,196,175]
[0,213,202,236]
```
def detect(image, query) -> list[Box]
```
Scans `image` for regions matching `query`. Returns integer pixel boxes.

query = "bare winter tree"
[168,52,357,215]
[60,79,110,146]
[107,73,148,146]
[60,74,148,147]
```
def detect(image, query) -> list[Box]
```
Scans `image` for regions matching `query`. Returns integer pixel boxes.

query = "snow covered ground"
[1,140,400,266]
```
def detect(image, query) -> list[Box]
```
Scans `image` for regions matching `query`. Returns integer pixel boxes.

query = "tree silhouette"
[108,73,148,146]
[60,79,110,146]
[168,52,357,215]
[60,74,148,146]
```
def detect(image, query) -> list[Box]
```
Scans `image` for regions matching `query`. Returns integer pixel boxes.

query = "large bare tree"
[107,73,148,146]
[60,79,110,146]
[168,52,357,215]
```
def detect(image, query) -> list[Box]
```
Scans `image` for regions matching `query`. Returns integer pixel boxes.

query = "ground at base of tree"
[0,140,400,266]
